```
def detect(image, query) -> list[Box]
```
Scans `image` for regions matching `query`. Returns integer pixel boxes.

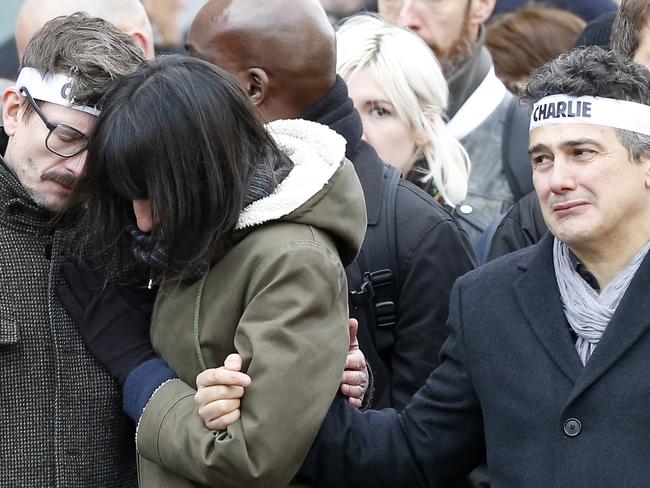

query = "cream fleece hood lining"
[236,119,347,230]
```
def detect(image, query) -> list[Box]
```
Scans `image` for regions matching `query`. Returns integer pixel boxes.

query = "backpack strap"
[350,164,400,361]
[502,97,534,200]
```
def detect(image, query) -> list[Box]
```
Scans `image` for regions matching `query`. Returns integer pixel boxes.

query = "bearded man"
[380,0,533,222]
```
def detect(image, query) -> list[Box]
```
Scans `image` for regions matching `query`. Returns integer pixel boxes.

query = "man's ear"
[242,68,269,107]
[469,0,496,26]
[3,88,23,136]
[128,29,156,60]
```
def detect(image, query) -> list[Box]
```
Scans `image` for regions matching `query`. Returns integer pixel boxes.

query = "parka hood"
[237,118,366,266]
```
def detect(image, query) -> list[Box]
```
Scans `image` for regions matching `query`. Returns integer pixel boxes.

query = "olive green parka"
[136,119,367,487]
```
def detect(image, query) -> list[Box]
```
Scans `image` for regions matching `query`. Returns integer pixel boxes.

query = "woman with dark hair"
[57,55,366,487]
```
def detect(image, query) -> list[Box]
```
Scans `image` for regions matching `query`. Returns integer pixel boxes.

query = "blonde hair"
[336,13,470,206]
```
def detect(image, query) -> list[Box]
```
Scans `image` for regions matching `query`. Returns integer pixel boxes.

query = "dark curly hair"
[522,46,650,162]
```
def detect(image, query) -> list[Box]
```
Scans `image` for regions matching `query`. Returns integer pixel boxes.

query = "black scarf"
[301,75,363,161]
[446,25,492,120]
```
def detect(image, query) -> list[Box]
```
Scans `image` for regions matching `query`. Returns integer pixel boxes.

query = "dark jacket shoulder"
[487,191,548,261]
[463,237,542,287]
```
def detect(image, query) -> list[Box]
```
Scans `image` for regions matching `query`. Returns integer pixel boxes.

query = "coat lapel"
[514,234,583,382]
[566,250,650,405]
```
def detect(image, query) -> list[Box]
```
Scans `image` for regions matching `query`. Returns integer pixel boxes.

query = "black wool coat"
[300,232,650,487]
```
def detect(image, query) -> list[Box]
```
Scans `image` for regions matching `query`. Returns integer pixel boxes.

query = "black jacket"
[302,77,476,409]
[487,190,547,261]
[300,233,650,487]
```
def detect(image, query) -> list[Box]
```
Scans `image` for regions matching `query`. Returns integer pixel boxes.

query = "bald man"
[15,0,155,59]
[185,0,475,414]
[187,0,336,122]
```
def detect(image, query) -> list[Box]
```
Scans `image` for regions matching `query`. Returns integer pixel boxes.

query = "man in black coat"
[294,46,650,488]
[186,0,476,410]
[198,47,650,488]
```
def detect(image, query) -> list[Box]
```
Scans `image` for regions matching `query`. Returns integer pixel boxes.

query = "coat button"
[563,418,582,437]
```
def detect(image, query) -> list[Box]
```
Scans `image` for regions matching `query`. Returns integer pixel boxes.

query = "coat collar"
[514,233,584,382]
[515,232,650,402]
[300,76,362,163]
[236,119,345,229]
[565,240,650,405]
[0,150,54,230]
[446,25,492,120]
[0,129,82,233]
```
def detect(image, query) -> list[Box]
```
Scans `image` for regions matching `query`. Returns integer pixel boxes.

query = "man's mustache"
[41,171,80,189]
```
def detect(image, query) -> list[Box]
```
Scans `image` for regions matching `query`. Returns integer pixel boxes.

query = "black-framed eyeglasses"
[20,87,89,158]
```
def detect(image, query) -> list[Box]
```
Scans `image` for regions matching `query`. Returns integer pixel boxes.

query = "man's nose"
[395,0,420,30]
[63,151,88,178]
[548,158,577,194]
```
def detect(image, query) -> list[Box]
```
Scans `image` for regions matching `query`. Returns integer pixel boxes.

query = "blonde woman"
[336,13,471,208]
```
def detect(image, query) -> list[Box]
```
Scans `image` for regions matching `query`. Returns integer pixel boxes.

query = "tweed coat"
[299,232,650,487]
[0,139,137,486]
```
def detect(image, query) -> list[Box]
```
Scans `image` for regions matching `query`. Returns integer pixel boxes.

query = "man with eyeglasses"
[4,76,96,211]
[0,13,145,487]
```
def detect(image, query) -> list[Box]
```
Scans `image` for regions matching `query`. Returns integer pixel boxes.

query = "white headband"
[529,94,650,136]
[15,67,101,116]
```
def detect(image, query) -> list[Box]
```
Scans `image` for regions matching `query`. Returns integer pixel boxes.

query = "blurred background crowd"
[0,0,624,84]
[4,0,650,486]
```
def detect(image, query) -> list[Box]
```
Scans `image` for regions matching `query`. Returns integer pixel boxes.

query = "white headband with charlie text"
[15,67,101,116]
[529,94,650,136]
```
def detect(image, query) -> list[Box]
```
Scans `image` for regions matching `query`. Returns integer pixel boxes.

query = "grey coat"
[0,142,137,487]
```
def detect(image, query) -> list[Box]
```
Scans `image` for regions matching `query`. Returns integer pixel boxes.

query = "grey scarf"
[243,148,293,207]
[553,238,650,365]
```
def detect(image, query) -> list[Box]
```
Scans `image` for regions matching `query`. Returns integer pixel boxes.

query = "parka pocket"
[0,307,19,345]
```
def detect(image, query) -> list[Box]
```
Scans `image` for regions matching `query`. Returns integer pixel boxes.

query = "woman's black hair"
[84,54,286,281]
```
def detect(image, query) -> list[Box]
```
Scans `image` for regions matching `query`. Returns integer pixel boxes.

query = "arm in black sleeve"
[390,189,476,409]
[298,281,484,487]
